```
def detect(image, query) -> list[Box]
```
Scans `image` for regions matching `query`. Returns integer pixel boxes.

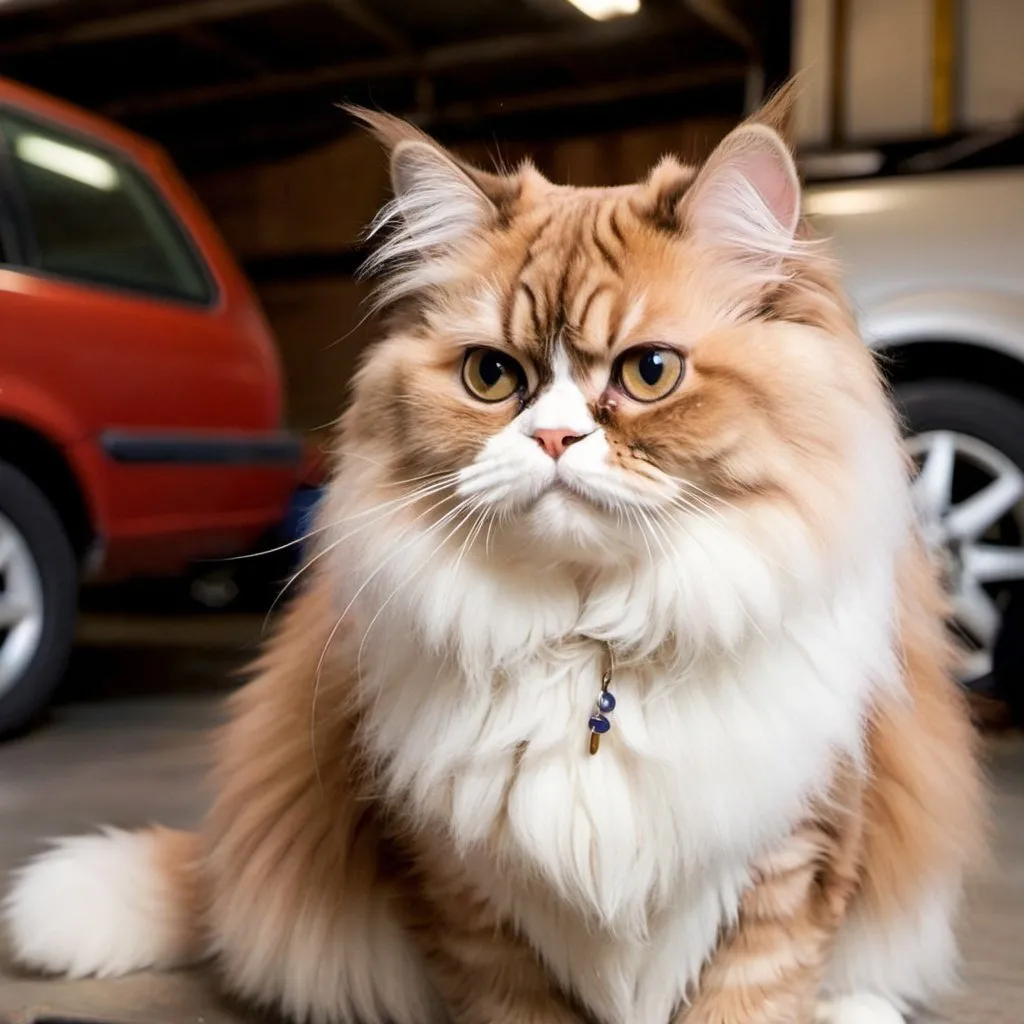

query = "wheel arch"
[0,419,94,562]
[876,338,1024,411]
[860,288,1024,406]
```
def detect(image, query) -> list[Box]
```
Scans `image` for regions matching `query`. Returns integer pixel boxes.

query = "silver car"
[804,132,1024,704]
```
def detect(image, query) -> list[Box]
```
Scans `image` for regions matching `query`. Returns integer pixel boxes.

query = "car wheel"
[0,462,78,736]
[898,380,1024,696]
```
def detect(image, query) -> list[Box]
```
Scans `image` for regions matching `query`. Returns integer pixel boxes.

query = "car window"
[0,111,212,303]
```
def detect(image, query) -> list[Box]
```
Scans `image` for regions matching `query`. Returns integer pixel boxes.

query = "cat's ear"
[348,106,515,270]
[682,121,801,275]
[387,139,508,256]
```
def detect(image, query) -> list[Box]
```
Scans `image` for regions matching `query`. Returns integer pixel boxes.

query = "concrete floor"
[0,618,1021,1024]
[0,623,253,1024]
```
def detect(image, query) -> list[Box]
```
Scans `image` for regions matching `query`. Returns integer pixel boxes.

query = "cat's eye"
[616,347,684,402]
[462,348,525,403]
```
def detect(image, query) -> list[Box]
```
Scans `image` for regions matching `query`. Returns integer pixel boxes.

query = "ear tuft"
[684,122,802,276]
[746,77,803,145]
[349,107,515,306]
[385,138,495,252]
[343,104,430,155]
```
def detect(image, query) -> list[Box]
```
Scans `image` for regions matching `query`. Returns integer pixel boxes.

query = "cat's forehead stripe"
[615,294,646,348]
[512,195,630,363]
[591,202,624,277]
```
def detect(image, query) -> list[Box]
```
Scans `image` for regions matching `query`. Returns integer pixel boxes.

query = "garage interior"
[2,0,791,432]
[5,2,1024,435]
[0,3,1022,1023]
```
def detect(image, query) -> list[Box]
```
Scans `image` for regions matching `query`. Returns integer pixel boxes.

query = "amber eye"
[462,348,525,403]
[617,347,685,402]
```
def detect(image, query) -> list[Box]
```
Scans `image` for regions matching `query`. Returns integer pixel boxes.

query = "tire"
[992,592,1024,725]
[896,379,1024,712]
[0,462,78,736]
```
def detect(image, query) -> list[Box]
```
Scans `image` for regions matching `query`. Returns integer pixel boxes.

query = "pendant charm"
[588,649,616,755]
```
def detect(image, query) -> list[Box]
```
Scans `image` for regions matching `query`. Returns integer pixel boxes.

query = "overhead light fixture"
[15,134,119,191]
[565,0,641,21]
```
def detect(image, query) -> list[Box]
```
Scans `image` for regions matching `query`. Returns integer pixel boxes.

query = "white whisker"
[668,493,797,581]
[340,450,462,489]
[219,472,462,569]
[671,476,755,524]
[356,499,488,683]
[310,493,480,784]
[263,481,461,633]
[655,501,769,647]
[484,507,499,558]
[450,503,489,584]
[627,506,655,565]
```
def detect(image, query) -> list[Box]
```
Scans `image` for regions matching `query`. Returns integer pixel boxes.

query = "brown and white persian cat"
[6,89,983,1024]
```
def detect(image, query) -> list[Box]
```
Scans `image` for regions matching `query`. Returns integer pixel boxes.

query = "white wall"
[962,0,1024,125]
[792,0,834,146]
[793,0,1024,147]
[846,0,931,138]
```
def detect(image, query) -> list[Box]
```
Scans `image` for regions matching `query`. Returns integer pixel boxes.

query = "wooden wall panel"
[257,275,373,434]
[195,132,390,259]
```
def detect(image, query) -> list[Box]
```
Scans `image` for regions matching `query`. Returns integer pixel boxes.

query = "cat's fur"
[5,89,983,1024]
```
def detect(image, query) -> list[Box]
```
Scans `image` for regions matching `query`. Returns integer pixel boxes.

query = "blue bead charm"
[588,644,617,755]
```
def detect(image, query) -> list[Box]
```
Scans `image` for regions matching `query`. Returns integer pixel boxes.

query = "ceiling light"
[565,0,641,21]
[15,134,119,191]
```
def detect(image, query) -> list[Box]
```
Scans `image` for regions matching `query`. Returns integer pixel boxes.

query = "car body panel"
[805,168,1024,355]
[855,288,1024,360]
[0,76,300,580]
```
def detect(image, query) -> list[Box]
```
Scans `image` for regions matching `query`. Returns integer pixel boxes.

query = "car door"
[0,106,235,432]
[0,105,293,570]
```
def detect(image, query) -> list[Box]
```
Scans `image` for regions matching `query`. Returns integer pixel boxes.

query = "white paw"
[4,828,176,978]
[815,993,905,1024]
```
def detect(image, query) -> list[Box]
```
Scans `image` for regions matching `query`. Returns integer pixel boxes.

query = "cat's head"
[333,91,908,644]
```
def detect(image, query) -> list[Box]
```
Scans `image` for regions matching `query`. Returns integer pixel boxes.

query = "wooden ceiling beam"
[179,25,267,74]
[0,0,295,56]
[101,11,691,117]
[679,0,759,56]
[326,0,412,55]
[416,63,748,128]
[163,62,746,166]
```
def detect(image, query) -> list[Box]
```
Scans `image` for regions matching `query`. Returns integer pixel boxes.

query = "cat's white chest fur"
[357,563,894,1024]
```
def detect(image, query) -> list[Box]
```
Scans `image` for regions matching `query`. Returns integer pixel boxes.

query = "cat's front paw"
[815,994,904,1024]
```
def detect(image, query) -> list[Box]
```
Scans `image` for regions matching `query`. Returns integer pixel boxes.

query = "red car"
[0,77,302,733]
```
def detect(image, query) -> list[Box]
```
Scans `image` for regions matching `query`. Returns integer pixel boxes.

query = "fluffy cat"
[5,89,983,1024]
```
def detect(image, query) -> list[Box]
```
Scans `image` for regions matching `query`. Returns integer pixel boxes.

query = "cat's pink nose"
[534,428,587,459]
